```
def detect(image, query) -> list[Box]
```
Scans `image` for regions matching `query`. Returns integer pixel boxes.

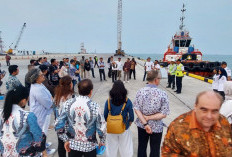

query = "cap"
[171,59,175,62]
[147,57,151,60]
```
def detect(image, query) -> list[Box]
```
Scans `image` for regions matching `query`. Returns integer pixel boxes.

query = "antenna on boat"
[179,3,186,31]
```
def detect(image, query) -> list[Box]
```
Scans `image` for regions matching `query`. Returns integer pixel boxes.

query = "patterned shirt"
[134,84,170,133]
[55,95,106,152]
[0,105,45,157]
[162,111,232,157]
[6,75,22,91]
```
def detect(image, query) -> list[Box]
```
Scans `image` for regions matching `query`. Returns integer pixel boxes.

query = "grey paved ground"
[0,53,212,156]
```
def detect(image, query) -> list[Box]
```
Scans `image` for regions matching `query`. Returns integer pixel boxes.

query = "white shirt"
[29,83,53,129]
[225,67,231,77]
[220,100,232,124]
[116,61,123,71]
[155,64,161,70]
[212,74,219,90]
[145,61,154,72]
[112,61,118,70]
[218,76,227,91]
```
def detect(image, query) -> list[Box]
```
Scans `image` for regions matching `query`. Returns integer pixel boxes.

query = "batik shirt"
[55,95,106,152]
[0,105,45,157]
[134,84,170,133]
[6,75,22,91]
[162,111,232,157]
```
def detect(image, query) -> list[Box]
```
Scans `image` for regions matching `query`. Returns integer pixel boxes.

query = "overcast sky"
[0,0,231,54]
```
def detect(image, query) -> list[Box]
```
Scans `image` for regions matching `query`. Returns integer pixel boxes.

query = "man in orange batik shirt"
[162,91,232,157]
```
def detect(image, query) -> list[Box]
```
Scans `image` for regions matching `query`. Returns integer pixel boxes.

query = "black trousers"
[58,138,66,157]
[6,61,10,66]
[143,71,147,81]
[99,69,106,81]
[176,76,183,93]
[68,149,96,157]
[94,62,98,68]
[108,68,112,78]
[112,70,117,82]
[91,68,95,77]
[168,75,175,88]
[130,69,136,79]
[137,127,162,157]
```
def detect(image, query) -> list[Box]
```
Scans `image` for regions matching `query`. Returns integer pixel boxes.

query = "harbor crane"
[115,0,125,56]
[7,23,26,54]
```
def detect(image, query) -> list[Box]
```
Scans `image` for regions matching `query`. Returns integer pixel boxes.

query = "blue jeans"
[72,80,77,90]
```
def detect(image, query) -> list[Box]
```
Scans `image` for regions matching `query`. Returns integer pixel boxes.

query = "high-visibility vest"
[175,63,184,77]
[168,64,176,75]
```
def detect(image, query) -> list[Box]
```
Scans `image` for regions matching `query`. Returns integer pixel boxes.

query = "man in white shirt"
[143,57,154,81]
[221,62,231,81]
[154,60,161,71]
[116,58,123,80]
[98,57,107,81]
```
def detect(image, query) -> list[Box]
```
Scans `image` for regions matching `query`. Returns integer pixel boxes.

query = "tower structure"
[0,31,4,53]
[115,0,125,56]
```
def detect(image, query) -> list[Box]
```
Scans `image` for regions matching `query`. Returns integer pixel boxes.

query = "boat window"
[174,40,191,47]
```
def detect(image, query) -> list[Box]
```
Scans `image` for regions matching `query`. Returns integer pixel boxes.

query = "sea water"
[129,54,232,69]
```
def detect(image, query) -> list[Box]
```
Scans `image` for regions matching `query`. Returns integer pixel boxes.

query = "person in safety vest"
[175,59,184,94]
[166,59,176,89]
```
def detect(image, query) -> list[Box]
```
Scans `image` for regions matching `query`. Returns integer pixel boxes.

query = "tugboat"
[160,4,220,78]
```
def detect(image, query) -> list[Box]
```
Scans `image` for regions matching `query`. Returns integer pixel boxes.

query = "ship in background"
[160,4,221,78]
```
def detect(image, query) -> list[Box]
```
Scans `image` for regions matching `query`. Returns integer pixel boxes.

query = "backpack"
[106,98,128,134]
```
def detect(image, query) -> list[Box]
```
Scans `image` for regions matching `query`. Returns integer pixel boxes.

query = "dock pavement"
[0,53,212,156]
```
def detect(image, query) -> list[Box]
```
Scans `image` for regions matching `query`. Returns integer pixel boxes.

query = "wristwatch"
[143,123,148,127]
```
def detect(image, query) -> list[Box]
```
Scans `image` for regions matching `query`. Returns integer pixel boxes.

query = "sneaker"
[46,148,56,155]
[46,142,52,148]
[172,87,175,89]
[166,86,171,88]
[123,81,126,83]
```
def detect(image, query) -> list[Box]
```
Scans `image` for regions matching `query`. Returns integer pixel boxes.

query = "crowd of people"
[0,55,231,157]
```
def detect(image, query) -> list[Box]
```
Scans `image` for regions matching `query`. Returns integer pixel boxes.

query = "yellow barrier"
[184,72,213,84]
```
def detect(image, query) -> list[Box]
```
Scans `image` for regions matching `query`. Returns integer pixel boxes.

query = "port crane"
[7,23,26,54]
[115,0,125,56]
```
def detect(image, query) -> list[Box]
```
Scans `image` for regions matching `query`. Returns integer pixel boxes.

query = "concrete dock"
[0,53,212,156]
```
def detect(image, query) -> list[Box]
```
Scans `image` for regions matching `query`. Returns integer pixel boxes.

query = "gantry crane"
[7,23,26,54]
[115,0,125,56]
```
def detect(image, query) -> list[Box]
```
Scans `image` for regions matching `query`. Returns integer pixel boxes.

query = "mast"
[179,4,186,31]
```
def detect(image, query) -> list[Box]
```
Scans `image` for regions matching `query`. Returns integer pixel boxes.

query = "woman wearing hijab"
[218,67,227,99]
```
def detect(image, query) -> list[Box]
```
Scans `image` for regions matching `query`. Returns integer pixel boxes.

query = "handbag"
[106,98,128,134]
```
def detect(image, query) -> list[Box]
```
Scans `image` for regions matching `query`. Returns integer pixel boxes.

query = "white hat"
[171,59,175,62]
